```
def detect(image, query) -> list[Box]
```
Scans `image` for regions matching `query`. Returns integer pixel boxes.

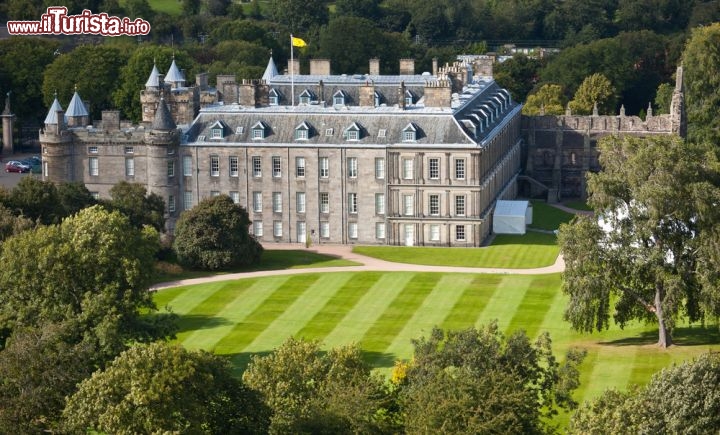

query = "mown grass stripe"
[362,273,440,367]
[156,281,227,315]
[506,275,557,339]
[322,274,414,349]
[242,273,352,352]
[627,348,672,388]
[582,347,638,399]
[442,274,503,331]
[474,275,532,332]
[295,272,383,341]
[213,274,321,355]
[180,276,290,350]
[384,274,474,362]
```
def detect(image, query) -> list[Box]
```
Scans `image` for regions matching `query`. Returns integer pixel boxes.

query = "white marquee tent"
[493,200,532,235]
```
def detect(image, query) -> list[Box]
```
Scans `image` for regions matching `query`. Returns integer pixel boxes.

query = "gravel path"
[151,243,565,291]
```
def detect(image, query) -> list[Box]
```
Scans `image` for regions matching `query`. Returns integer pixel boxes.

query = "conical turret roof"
[152,98,176,130]
[65,90,89,117]
[164,58,185,85]
[44,94,64,124]
[145,62,161,88]
[262,56,279,81]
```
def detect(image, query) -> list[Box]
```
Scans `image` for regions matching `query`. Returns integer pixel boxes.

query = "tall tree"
[522,83,566,115]
[243,338,395,434]
[267,0,328,34]
[559,135,720,347]
[568,73,616,115]
[173,195,262,271]
[494,54,543,103]
[56,181,97,217]
[682,22,720,143]
[569,352,720,433]
[62,342,270,434]
[107,181,166,231]
[0,206,160,356]
[8,176,64,225]
[319,16,390,74]
[399,324,585,434]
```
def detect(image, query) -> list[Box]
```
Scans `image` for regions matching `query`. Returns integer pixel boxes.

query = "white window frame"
[348,222,358,239]
[320,192,329,214]
[254,221,264,237]
[296,192,306,213]
[429,194,440,216]
[429,158,440,180]
[210,155,220,177]
[167,160,175,178]
[402,158,414,180]
[430,224,440,241]
[125,157,135,177]
[402,130,416,142]
[229,156,239,177]
[183,155,192,177]
[295,128,308,140]
[273,220,283,237]
[124,146,134,154]
[210,191,220,197]
[455,195,466,216]
[347,157,358,178]
[456,225,466,241]
[272,156,281,178]
[252,191,262,212]
[252,156,262,177]
[89,157,98,176]
[168,195,176,213]
[375,222,386,239]
[455,158,466,180]
[320,221,329,238]
[319,157,329,178]
[183,191,193,210]
[297,221,306,241]
[230,191,240,204]
[375,157,385,179]
[272,192,282,213]
[375,193,385,215]
[211,128,223,139]
[296,157,306,177]
[88,146,98,154]
[348,193,358,214]
[403,194,414,216]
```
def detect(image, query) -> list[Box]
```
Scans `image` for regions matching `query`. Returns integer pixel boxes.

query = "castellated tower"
[140,58,200,125]
[40,93,73,183]
[144,97,180,221]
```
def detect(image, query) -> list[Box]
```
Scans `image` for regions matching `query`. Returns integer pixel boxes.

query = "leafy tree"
[334,0,382,20]
[319,16,392,74]
[0,323,95,433]
[522,83,566,115]
[569,352,720,433]
[8,176,63,225]
[243,338,395,434]
[173,195,262,270]
[682,22,720,143]
[182,0,200,15]
[0,37,59,121]
[108,181,166,231]
[267,0,328,34]
[56,181,97,217]
[568,73,616,115]
[399,324,585,434]
[0,206,160,357]
[0,204,32,242]
[654,82,673,114]
[124,0,155,21]
[63,342,270,434]
[494,54,543,103]
[42,44,130,119]
[559,135,720,347]
[614,0,691,34]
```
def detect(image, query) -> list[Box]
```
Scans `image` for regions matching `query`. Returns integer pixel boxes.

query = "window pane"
[320,221,329,238]
[375,193,385,215]
[272,156,281,177]
[253,192,262,212]
[429,158,439,179]
[320,192,329,213]
[252,156,262,177]
[402,158,413,179]
[210,155,219,176]
[347,157,357,178]
[456,225,466,241]
[296,192,306,213]
[430,224,440,241]
[230,191,240,204]
[229,156,239,177]
[376,222,385,239]
[455,158,465,179]
[167,160,175,177]
[320,157,329,178]
[403,194,414,216]
[429,194,439,216]
[254,221,263,236]
[273,220,282,237]
[89,157,98,176]
[183,155,192,176]
[455,196,465,216]
[348,193,357,214]
[375,157,385,179]
[125,158,134,176]
[296,157,305,177]
[272,192,282,213]
[183,191,193,210]
[348,222,358,239]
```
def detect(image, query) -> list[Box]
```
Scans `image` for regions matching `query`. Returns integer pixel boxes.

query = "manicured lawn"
[353,232,559,268]
[153,272,720,428]
[564,200,593,211]
[528,200,576,230]
[152,249,360,283]
[147,0,183,15]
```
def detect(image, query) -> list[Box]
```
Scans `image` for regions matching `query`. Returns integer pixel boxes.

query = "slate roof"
[65,91,89,117]
[152,98,177,130]
[44,96,64,125]
[145,63,161,88]
[262,56,278,81]
[164,59,185,85]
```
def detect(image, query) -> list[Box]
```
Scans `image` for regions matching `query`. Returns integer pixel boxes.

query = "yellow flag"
[291,36,307,48]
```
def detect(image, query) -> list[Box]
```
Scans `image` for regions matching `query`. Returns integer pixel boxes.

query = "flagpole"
[290,34,294,107]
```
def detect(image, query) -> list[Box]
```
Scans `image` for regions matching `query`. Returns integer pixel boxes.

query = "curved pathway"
[151,243,565,291]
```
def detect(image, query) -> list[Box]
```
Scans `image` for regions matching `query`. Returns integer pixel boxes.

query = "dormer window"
[299,89,314,105]
[344,122,362,141]
[269,88,280,106]
[209,120,226,140]
[333,90,346,106]
[374,91,382,107]
[402,123,418,142]
[295,121,312,140]
[405,90,414,106]
[251,121,267,140]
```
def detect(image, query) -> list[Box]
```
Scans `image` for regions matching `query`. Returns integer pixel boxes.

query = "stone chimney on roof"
[310,59,331,75]
[369,58,380,76]
[399,58,415,75]
[288,58,300,75]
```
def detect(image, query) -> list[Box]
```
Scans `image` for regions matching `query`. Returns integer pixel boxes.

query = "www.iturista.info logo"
[7,7,151,36]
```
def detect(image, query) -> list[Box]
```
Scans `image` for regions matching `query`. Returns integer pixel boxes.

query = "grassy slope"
[153,272,720,424]
[353,232,559,268]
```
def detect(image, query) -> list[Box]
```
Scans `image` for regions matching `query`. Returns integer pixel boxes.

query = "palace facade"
[40,55,522,247]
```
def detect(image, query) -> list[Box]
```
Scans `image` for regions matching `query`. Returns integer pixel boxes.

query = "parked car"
[20,157,41,174]
[5,160,31,173]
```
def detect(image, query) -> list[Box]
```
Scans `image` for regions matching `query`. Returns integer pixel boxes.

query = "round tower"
[145,97,180,229]
[40,92,73,183]
[1,92,15,156]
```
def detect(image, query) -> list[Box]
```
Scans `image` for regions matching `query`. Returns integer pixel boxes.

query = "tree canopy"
[522,83,566,115]
[62,342,270,434]
[398,323,585,434]
[173,195,262,270]
[568,73,616,115]
[569,352,720,433]
[682,22,720,143]
[107,181,166,231]
[559,135,720,347]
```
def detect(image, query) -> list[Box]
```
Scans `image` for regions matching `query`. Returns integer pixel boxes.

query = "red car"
[5,160,31,173]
